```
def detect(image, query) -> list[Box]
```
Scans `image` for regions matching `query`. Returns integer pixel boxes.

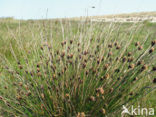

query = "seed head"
[64,66,67,71]
[85,71,89,75]
[40,103,45,110]
[79,55,82,59]
[108,52,113,56]
[128,64,135,69]
[84,59,87,63]
[16,95,22,100]
[100,108,106,115]
[26,90,31,96]
[133,77,138,81]
[135,42,140,46]
[0,96,3,100]
[104,74,109,79]
[40,85,44,90]
[70,53,73,58]
[110,88,114,93]
[56,50,60,55]
[149,47,154,53]
[79,79,83,84]
[37,63,40,68]
[41,93,44,99]
[96,87,104,95]
[78,42,80,46]
[137,60,144,66]
[67,54,70,59]
[76,112,85,117]
[116,57,119,61]
[101,56,104,61]
[53,74,56,79]
[25,70,28,74]
[89,96,96,102]
[96,93,100,97]
[116,45,121,50]
[128,57,134,62]
[100,76,104,81]
[70,40,73,44]
[83,50,88,55]
[152,66,156,71]
[48,45,52,49]
[68,60,73,64]
[138,46,143,50]
[43,42,48,46]
[37,72,42,77]
[65,93,70,99]
[78,48,81,52]
[82,63,86,69]
[19,65,23,69]
[114,42,118,46]
[97,59,100,64]
[151,40,156,46]
[129,92,133,96]
[141,64,148,71]
[108,44,113,48]
[37,68,40,72]
[122,56,127,62]
[153,78,156,83]
[6,102,11,107]
[24,85,29,90]
[101,96,105,100]
[117,76,122,80]
[96,45,100,49]
[19,82,23,87]
[61,51,65,57]
[115,68,120,73]
[128,52,132,56]
[61,41,66,46]
[40,46,44,50]
[17,61,21,65]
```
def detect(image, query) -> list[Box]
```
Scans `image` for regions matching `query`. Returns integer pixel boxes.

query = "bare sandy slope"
[73,11,156,22]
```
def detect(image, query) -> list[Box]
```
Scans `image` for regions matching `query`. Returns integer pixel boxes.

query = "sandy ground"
[91,16,156,23]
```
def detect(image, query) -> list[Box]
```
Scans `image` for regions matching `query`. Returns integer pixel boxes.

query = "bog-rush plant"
[0,20,156,117]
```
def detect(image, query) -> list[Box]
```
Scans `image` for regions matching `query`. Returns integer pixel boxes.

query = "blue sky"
[0,0,156,19]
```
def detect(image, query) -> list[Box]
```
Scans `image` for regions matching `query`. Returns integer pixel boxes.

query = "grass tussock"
[0,19,156,117]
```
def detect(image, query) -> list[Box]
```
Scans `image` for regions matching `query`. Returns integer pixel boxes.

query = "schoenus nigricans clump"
[1,19,156,117]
